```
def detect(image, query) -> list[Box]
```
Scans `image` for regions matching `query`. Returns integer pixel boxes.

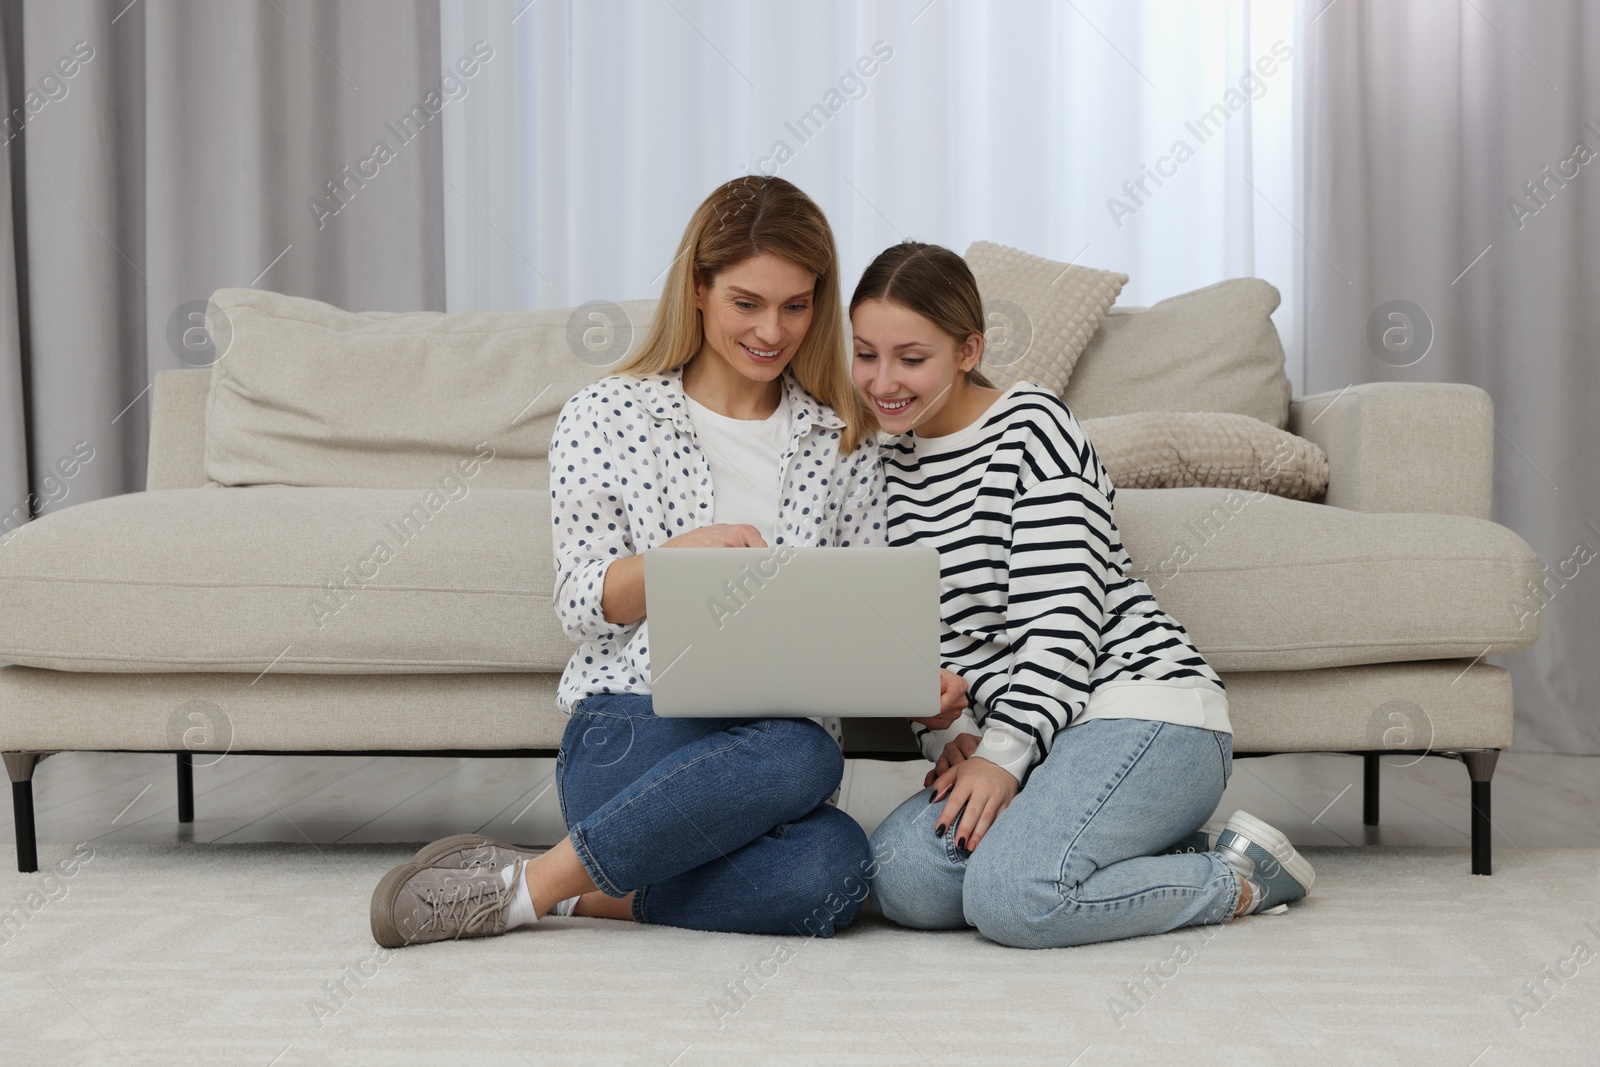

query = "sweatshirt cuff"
[971,723,1037,785]
[916,713,983,762]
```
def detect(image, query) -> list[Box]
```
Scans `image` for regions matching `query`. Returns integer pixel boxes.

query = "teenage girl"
[852,242,1315,948]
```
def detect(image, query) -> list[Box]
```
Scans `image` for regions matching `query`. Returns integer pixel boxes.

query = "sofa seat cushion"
[0,485,1542,678]
[1115,488,1542,671]
[0,487,571,674]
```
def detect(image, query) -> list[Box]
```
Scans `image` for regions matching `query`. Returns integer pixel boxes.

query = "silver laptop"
[643,546,941,718]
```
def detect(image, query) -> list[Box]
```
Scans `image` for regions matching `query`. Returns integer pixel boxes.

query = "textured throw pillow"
[1064,278,1294,429]
[1081,410,1329,500]
[963,240,1128,395]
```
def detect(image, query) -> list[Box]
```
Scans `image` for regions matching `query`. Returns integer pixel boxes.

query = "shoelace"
[417,861,518,940]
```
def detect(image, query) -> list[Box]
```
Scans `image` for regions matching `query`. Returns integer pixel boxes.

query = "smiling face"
[851,298,983,436]
[693,252,817,387]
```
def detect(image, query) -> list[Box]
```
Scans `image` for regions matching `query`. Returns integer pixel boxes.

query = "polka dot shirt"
[549,366,888,768]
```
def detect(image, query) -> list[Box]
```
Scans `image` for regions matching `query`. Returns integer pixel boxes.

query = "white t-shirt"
[682,386,848,767]
[684,388,790,544]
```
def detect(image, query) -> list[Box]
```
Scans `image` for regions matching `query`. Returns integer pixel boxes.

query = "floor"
[9,747,1598,857]
[5,750,1597,1066]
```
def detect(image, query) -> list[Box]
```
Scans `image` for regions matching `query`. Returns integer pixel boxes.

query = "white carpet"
[1,841,1596,1066]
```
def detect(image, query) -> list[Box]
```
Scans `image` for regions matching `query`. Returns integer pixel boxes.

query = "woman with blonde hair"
[370,178,966,946]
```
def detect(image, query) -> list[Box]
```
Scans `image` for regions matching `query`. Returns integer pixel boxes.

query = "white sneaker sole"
[1221,810,1316,892]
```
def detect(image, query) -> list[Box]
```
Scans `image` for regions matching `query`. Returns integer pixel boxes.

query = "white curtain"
[440,0,1303,391]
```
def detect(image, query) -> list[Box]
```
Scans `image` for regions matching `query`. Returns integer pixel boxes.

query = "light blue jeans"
[868,717,1241,948]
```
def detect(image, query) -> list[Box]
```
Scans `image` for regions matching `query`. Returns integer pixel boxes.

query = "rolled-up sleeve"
[549,390,636,645]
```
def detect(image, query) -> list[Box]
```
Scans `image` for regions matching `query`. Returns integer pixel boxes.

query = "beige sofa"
[0,283,1540,875]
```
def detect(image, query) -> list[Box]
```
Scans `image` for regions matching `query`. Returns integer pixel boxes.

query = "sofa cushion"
[0,483,1540,677]
[204,288,658,490]
[1082,411,1329,500]
[0,486,571,674]
[963,240,1127,394]
[1064,278,1293,429]
[1115,487,1541,671]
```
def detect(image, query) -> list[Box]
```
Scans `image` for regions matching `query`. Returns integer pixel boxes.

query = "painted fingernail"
[956,837,966,850]
[927,791,938,803]
[934,824,945,837]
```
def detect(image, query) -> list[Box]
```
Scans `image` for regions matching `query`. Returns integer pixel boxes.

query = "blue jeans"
[869,717,1240,948]
[556,692,872,936]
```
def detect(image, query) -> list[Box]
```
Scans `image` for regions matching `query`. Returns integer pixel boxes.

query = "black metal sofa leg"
[1459,749,1500,876]
[5,752,44,873]
[176,753,194,824]
[1363,753,1380,825]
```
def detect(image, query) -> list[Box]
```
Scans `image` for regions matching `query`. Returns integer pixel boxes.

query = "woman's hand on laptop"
[910,668,968,731]
[662,523,769,549]
[603,525,770,624]
[929,756,1018,855]
[924,733,979,788]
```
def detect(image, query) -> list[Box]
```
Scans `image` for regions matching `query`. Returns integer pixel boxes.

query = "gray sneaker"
[411,833,548,874]
[1213,810,1315,911]
[371,858,523,948]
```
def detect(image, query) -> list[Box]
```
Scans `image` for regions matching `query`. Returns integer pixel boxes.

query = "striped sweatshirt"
[884,382,1228,785]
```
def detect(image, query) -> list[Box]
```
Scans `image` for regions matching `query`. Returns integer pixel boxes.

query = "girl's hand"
[923,732,979,788]
[910,668,968,731]
[929,756,1018,854]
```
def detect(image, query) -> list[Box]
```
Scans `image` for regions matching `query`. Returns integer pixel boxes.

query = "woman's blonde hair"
[848,241,995,390]
[617,176,878,453]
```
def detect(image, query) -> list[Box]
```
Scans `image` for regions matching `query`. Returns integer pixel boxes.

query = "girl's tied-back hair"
[849,241,996,390]
[617,176,878,454]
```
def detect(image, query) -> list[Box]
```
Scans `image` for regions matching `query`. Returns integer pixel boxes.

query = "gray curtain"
[0,0,443,531]
[1302,0,1599,753]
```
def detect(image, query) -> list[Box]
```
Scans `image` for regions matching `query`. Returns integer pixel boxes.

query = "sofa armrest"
[146,368,212,490]
[1288,382,1494,519]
